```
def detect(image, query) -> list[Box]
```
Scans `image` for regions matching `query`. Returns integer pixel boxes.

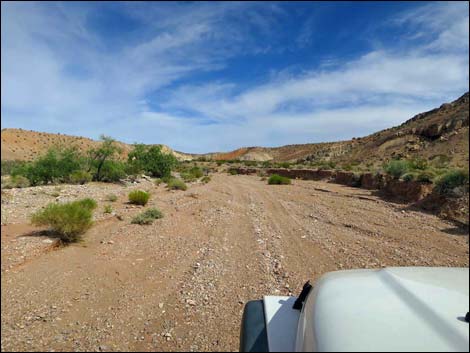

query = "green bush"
[30,198,97,242]
[181,172,196,182]
[416,170,436,183]
[401,172,417,182]
[98,160,126,182]
[189,166,203,178]
[201,176,211,184]
[167,178,187,191]
[104,204,113,214]
[435,169,469,195]
[409,157,428,171]
[105,194,118,202]
[161,175,174,184]
[268,174,291,185]
[131,207,164,225]
[384,160,411,179]
[1,160,27,176]
[128,190,150,205]
[15,147,84,186]
[127,144,177,178]
[261,161,272,168]
[69,170,92,184]
[3,175,30,188]
[154,178,163,186]
[229,169,238,175]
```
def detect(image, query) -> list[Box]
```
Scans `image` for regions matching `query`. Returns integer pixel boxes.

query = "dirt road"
[1,174,468,352]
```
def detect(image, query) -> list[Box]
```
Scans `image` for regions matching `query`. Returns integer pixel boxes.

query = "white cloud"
[1,1,468,153]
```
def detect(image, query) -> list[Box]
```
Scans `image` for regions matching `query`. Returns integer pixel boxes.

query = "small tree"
[127,144,177,178]
[88,135,122,181]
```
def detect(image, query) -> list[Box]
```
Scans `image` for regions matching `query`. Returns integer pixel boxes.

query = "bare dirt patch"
[1,174,468,352]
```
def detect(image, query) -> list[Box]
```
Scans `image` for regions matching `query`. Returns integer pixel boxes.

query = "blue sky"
[1,1,469,153]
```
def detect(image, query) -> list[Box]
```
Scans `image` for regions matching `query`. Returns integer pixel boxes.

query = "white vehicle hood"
[295,267,469,352]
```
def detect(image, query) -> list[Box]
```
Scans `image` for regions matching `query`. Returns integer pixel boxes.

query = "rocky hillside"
[201,92,469,167]
[331,92,469,168]
[0,129,192,161]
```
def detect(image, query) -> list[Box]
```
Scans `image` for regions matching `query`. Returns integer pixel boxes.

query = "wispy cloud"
[1,1,468,153]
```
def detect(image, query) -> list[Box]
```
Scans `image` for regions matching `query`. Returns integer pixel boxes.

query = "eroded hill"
[0,129,192,162]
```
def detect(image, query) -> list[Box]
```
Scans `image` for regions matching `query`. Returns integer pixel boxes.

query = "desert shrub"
[229,169,238,175]
[278,162,291,169]
[167,178,187,191]
[311,160,336,170]
[154,178,163,186]
[1,160,27,176]
[69,170,92,185]
[201,176,211,184]
[127,144,177,178]
[401,172,417,182]
[409,157,428,171]
[105,194,118,202]
[14,147,84,186]
[416,170,436,183]
[189,166,204,178]
[268,174,291,185]
[30,198,97,242]
[161,175,174,184]
[430,154,451,169]
[435,169,469,195]
[181,172,197,182]
[242,160,258,167]
[384,160,411,179]
[128,190,150,205]
[3,175,30,188]
[131,207,164,225]
[98,160,126,182]
[104,204,113,214]
[216,161,224,166]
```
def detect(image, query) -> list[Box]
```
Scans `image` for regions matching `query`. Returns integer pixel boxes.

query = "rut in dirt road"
[1,174,468,352]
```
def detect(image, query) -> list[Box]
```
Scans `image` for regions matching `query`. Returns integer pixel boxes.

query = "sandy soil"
[1,173,468,352]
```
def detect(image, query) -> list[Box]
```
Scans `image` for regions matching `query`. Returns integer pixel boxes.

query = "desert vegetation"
[268,174,291,185]
[166,178,188,191]
[128,190,150,206]
[2,136,180,188]
[131,207,164,225]
[30,198,97,242]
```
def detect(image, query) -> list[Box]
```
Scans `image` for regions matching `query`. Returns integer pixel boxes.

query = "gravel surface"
[1,174,468,352]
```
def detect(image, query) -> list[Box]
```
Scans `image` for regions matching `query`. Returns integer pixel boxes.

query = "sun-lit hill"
[0,129,192,162]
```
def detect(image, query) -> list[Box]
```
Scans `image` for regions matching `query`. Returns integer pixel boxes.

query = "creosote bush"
[167,178,187,191]
[105,194,118,202]
[201,176,211,184]
[131,207,164,225]
[30,198,97,243]
[268,174,291,185]
[69,170,92,185]
[435,169,469,195]
[128,190,150,206]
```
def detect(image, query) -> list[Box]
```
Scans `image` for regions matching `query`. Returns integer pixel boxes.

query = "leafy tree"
[88,135,122,181]
[127,144,177,178]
